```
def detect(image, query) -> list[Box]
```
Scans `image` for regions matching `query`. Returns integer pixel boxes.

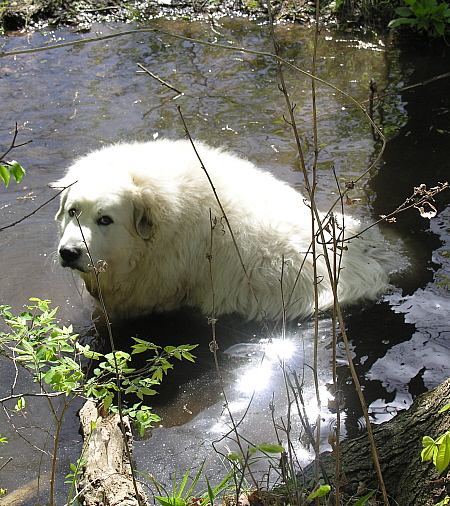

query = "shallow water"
[0,17,449,504]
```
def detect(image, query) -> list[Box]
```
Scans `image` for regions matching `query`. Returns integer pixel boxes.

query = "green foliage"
[145,460,236,506]
[422,431,450,473]
[0,298,197,436]
[388,0,450,36]
[65,457,88,485]
[421,405,450,477]
[0,160,25,188]
[226,442,285,467]
[306,484,331,502]
[65,455,89,506]
[351,490,377,505]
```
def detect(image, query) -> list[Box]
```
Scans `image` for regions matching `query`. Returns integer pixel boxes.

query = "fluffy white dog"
[55,139,396,322]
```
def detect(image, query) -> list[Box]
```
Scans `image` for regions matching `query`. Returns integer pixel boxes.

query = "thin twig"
[0,184,74,232]
[0,456,12,472]
[72,212,145,506]
[136,63,183,95]
[0,392,65,403]
[0,123,32,162]
[178,112,264,493]
[177,105,270,327]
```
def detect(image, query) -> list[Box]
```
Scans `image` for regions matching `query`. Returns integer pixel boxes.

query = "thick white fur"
[55,139,396,322]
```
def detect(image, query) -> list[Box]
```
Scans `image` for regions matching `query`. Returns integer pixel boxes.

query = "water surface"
[0,18,449,504]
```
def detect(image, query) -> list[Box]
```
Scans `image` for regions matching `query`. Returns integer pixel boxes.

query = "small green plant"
[0,298,197,435]
[421,403,450,474]
[226,442,285,468]
[0,298,198,504]
[65,456,89,500]
[388,0,450,36]
[145,459,236,506]
[421,403,450,506]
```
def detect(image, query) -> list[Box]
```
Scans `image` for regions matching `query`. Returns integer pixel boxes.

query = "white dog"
[55,139,396,322]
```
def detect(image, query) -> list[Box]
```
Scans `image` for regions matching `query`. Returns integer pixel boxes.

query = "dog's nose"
[59,244,82,264]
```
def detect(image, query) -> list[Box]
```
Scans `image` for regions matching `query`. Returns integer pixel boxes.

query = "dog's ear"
[50,174,77,222]
[133,201,153,239]
[55,189,69,222]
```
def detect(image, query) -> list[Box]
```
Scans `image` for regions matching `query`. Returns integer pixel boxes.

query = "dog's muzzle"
[59,244,87,271]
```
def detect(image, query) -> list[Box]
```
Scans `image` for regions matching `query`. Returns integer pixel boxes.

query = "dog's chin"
[60,261,89,274]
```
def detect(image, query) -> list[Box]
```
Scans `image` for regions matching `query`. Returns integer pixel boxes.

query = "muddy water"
[0,17,449,504]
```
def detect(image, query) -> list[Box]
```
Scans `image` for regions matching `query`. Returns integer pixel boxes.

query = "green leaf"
[351,490,376,506]
[15,396,26,411]
[389,17,418,27]
[103,394,113,413]
[226,451,243,461]
[0,165,10,187]
[20,340,35,355]
[181,351,196,362]
[154,497,186,506]
[439,403,450,413]
[256,442,285,454]
[421,436,437,461]
[435,433,450,473]
[8,161,25,183]
[395,6,414,16]
[136,410,151,423]
[306,484,331,502]
[138,387,158,396]
[81,348,102,360]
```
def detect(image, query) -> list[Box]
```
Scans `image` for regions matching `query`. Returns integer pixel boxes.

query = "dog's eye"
[98,216,113,226]
[68,208,77,217]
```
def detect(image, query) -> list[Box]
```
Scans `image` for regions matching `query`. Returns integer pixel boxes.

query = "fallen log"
[311,377,450,505]
[78,400,150,506]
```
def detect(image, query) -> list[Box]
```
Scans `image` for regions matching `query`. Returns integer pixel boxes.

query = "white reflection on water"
[225,338,301,394]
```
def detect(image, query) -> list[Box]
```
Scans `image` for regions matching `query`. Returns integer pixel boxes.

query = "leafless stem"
[72,212,145,506]
[136,63,183,96]
[177,105,270,329]
[0,123,32,162]
[0,184,75,232]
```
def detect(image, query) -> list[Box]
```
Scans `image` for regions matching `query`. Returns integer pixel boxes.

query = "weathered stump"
[78,400,150,506]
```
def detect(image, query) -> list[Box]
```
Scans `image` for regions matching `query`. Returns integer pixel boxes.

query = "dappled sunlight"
[234,338,298,394]
[236,360,273,393]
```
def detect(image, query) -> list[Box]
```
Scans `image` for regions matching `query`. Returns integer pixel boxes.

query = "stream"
[0,17,449,504]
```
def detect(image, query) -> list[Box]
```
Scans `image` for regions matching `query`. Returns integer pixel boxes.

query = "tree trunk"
[314,377,450,505]
[78,400,150,506]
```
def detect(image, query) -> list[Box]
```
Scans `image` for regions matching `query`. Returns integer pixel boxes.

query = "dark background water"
[0,19,449,504]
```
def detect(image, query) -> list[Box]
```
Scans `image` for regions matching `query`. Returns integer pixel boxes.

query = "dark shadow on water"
[371,37,450,295]
[90,308,270,407]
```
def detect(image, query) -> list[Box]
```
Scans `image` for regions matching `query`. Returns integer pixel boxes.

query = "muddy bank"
[0,0,320,32]
[0,0,399,33]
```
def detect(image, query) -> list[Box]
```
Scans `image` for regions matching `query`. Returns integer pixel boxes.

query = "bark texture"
[78,400,150,506]
[315,378,450,505]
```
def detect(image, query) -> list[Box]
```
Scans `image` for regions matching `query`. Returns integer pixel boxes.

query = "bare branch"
[136,63,183,96]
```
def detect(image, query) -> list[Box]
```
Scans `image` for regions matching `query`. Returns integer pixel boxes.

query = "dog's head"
[54,176,154,277]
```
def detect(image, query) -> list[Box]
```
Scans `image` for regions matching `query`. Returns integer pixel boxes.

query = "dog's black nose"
[59,245,82,264]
